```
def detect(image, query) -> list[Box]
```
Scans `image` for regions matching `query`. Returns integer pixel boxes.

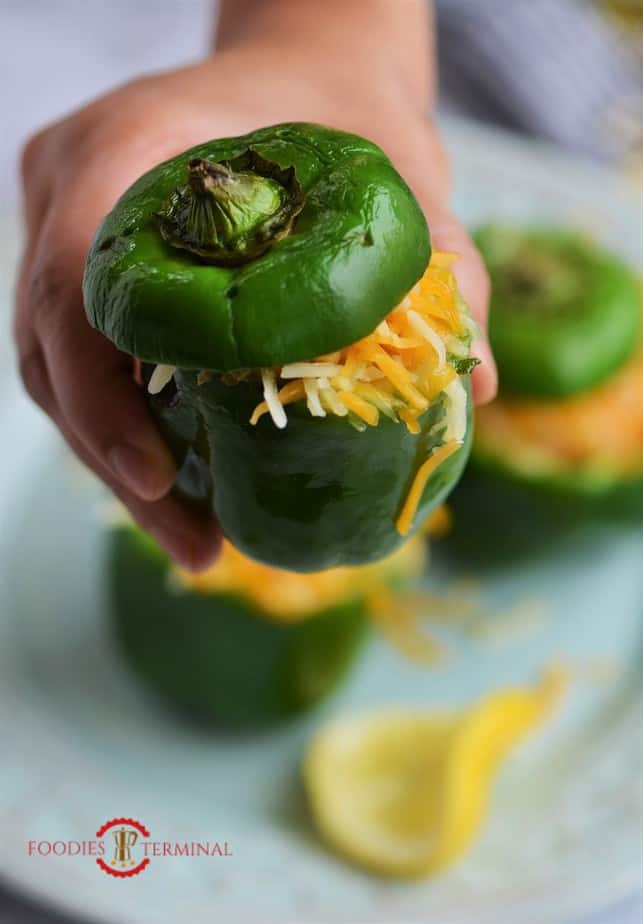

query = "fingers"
[17,132,224,571]
[399,124,497,406]
[468,339,497,405]
[15,196,221,572]
[18,225,177,502]
[80,439,223,574]
[19,345,222,571]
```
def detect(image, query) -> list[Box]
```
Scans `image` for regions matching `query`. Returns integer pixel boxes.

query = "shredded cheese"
[396,440,461,536]
[337,391,379,426]
[147,364,176,395]
[217,253,473,537]
[197,370,213,386]
[368,587,443,664]
[172,532,426,623]
[304,378,327,417]
[443,377,468,443]
[282,362,343,379]
[250,380,305,426]
[476,336,643,473]
[260,369,288,429]
[407,309,447,369]
[248,252,472,434]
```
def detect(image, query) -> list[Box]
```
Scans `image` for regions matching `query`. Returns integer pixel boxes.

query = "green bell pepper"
[147,368,472,571]
[108,524,423,727]
[445,225,643,567]
[84,123,474,571]
[83,123,430,370]
[477,225,640,398]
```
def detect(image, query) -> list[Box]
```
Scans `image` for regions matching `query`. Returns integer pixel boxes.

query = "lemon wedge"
[303,669,566,878]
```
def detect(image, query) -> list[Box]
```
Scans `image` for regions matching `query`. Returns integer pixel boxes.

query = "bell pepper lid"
[476,223,641,398]
[83,123,431,372]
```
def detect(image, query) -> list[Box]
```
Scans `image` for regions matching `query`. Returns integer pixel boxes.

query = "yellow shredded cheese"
[407,309,447,369]
[476,335,643,473]
[172,533,426,623]
[337,391,379,426]
[240,252,473,537]
[368,587,443,664]
[396,440,461,536]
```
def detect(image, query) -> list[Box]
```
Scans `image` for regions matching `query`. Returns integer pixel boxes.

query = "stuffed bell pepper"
[109,523,424,726]
[84,123,476,571]
[448,225,642,562]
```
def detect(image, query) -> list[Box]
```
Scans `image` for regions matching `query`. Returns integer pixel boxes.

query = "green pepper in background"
[84,123,475,572]
[480,226,640,398]
[108,523,425,727]
[446,225,643,566]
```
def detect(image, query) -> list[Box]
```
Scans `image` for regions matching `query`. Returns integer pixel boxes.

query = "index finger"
[18,205,178,502]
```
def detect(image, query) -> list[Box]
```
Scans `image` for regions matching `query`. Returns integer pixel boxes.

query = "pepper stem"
[154,150,305,266]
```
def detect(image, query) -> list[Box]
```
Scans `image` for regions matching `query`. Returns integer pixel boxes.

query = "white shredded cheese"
[407,310,446,370]
[304,378,327,417]
[281,362,343,379]
[464,312,480,340]
[443,377,467,443]
[147,364,176,395]
[446,334,468,358]
[318,378,348,416]
[261,368,288,429]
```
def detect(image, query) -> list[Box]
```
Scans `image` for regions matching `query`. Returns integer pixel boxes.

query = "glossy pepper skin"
[445,227,643,568]
[445,454,643,569]
[84,122,472,571]
[109,525,371,727]
[477,226,640,398]
[148,369,472,572]
[83,123,430,371]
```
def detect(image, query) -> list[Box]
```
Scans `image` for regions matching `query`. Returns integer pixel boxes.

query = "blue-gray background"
[0,2,641,922]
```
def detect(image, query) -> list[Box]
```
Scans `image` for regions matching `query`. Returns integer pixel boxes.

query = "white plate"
[1,118,643,924]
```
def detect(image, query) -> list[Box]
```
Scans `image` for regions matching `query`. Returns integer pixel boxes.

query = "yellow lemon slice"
[303,669,566,878]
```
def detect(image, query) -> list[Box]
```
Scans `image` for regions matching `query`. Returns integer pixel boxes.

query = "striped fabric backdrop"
[436,0,643,162]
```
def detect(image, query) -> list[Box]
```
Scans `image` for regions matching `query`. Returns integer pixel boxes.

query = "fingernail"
[109,444,173,501]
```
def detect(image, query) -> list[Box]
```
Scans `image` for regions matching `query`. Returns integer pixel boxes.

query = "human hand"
[15,0,495,571]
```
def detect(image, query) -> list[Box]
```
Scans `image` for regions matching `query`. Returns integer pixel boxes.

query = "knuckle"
[28,260,71,331]
[63,107,98,150]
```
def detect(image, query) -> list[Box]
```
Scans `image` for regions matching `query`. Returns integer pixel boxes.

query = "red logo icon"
[95,818,150,878]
